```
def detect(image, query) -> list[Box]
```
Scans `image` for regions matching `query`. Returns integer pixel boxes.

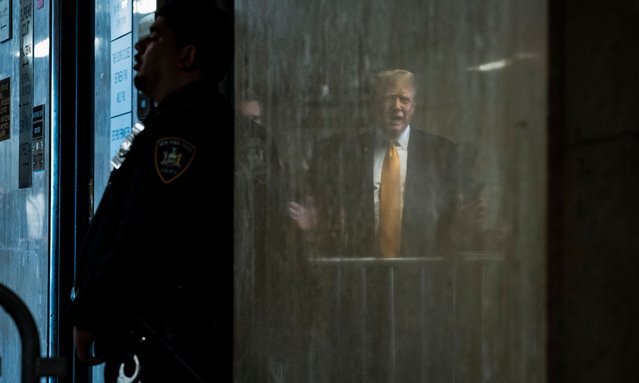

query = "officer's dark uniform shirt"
[68,80,232,381]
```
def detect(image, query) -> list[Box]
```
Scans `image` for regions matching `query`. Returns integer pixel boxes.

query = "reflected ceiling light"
[34,38,50,58]
[468,52,538,72]
[15,38,50,58]
[134,0,156,14]
[320,84,330,99]
[467,59,511,72]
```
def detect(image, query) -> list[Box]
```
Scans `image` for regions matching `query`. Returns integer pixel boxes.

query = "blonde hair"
[372,69,416,99]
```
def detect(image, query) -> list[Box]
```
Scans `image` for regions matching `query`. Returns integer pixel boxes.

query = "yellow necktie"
[379,141,401,257]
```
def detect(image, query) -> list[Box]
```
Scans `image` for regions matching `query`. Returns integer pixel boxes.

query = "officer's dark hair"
[156,1,232,84]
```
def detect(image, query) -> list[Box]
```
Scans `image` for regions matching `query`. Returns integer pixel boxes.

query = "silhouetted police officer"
[68,2,233,381]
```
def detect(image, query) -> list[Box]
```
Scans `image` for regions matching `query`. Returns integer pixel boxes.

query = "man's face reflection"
[375,80,416,138]
[239,100,263,125]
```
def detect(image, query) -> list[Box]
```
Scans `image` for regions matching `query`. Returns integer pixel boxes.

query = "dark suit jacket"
[307,128,462,258]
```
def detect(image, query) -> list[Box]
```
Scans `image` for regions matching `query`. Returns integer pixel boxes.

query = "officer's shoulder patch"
[154,137,196,184]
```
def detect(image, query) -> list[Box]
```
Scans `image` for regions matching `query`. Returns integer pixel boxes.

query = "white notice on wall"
[0,0,10,42]
[110,35,132,117]
[110,112,132,161]
[111,0,132,40]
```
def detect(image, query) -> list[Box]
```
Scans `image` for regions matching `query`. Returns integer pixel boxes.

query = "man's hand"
[451,194,488,236]
[456,194,487,226]
[73,326,104,365]
[450,193,490,250]
[288,196,317,231]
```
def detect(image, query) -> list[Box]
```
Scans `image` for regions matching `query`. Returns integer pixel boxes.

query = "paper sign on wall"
[110,35,132,117]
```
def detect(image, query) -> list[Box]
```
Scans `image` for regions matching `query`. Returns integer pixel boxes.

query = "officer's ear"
[177,44,197,71]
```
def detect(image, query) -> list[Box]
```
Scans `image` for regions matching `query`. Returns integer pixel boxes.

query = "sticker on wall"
[19,0,34,189]
[0,0,11,42]
[0,78,9,141]
[110,34,132,117]
[36,0,43,10]
[111,0,132,40]
[110,112,132,162]
[32,104,44,171]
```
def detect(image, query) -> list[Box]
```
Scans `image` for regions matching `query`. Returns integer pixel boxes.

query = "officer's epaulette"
[111,122,146,170]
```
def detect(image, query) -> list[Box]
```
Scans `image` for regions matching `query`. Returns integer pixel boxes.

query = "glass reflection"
[289,69,488,259]
[235,0,545,381]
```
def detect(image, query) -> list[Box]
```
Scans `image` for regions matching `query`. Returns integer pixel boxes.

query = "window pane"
[234,0,547,381]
